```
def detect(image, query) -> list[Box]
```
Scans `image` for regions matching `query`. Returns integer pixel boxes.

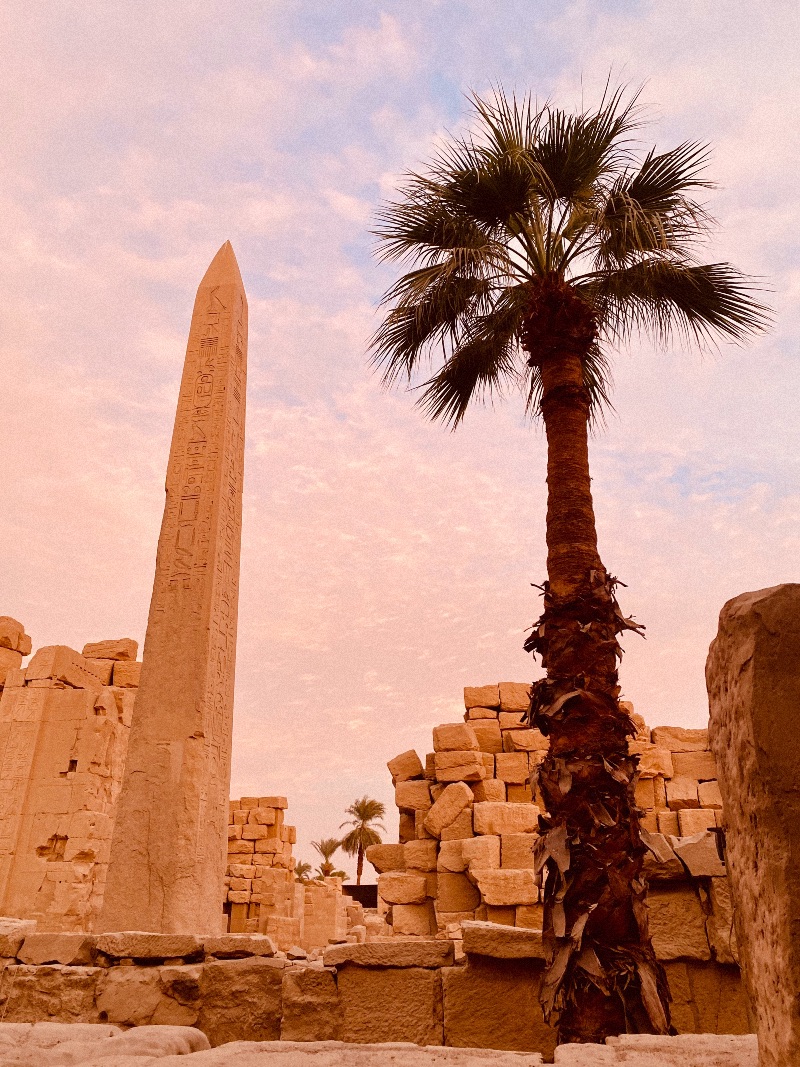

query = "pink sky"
[2,2,798,879]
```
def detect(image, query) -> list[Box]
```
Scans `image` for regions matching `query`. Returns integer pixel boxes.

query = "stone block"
[470,779,506,803]
[378,872,428,905]
[392,901,436,936]
[0,616,31,655]
[494,752,529,784]
[337,965,442,1044]
[0,919,37,957]
[197,956,284,1045]
[258,796,288,809]
[666,776,700,810]
[647,885,710,960]
[698,779,723,809]
[464,685,499,710]
[506,784,534,803]
[516,904,544,929]
[94,933,201,960]
[485,906,516,926]
[423,781,473,838]
[462,920,546,959]
[501,833,537,870]
[203,935,276,959]
[635,777,656,810]
[663,960,754,1036]
[471,720,502,753]
[96,965,202,1027]
[461,835,500,871]
[651,725,709,751]
[498,712,526,729]
[399,812,415,843]
[281,966,340,1041]
[706,876,739,965]
[324,941,453,968]
[498,682,530,712]
[0,965,102,1023]
[657,810,680,836]
[111,660,141,688]
[81,638,138,661]
[473,802,539,836]
[84,658,114,685]
[470,869,538,906]
[404,839,438,872]
[0,647,23,685]
[641,831,685,880]
[678,808,717,836]
[17,933,94,966]
[365,843,406,873]
[437,872,481,913]
[25,645,103,693]
[442,956,555,1054]
[387,749,424,782]
[504,728,549,752]
[466,706,498,720]
[673,749,719,781]
[433,723,479,752]
[437,840,466,873]
[415,810,434,839]
[250,808,277,825]
[633,743,674,779]
[395,780,432,812]
[440,810,475,841]
[434,751,485,782]
[672,830,726,876]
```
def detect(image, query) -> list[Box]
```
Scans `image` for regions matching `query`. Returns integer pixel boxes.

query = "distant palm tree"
[294,861,313,884]
[371,85,768,1045]
[340,797,387,884]
[311,837,343,879]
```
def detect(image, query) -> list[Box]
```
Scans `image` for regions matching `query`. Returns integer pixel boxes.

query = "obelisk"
[98,242,247,933]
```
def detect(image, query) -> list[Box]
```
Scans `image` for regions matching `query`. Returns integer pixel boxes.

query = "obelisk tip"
[199,240,243,288]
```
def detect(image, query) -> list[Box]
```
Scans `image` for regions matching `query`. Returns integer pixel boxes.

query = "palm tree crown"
[340,796,387,885]
[311,837,343,879]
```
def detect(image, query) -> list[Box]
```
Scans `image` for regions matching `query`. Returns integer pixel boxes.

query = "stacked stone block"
[0,629,139,932]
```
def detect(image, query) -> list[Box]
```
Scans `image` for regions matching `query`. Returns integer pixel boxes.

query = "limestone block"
[469,869,538,906]
[501,833,537,870]
[662,961,755,1037]
[83,658,114,685]
[678,808,717,836]
[471,779,506,803]
[498,712,526,729]
[433,723,479,752]
[504,728,548,752]
[365,843,405,873]
[464,685,499,710]
[324,941,453,968]
[414,810,434,839]
[516,903,544,929]
[440,810,475,841]
[437,840,466,873]
[635,777,656,810]
[17,933,94,966]
[494,752,529,784]
[3,665,25,688]
[506,784,534,804]
[461,835,500,871]
[0,965,101,1023]
[258,796,288,809]
[25,646,102,694]
[111,660,141,688]
[250,808,276,825]
[423,781,473,838]
[706,876,740,965]
[81,639,138,662]
[473,802,539,836]
[442,955,555,1055]
[698,780,723,809]
[672,831,726,876]
[657,810,680,836]
[480,752,494,777]
[651,725,709,751]
[378,872,428,905]
[0,617,31,655]
[197,956,284,1045]
[0,647,23,685]
[395,780,432,812]
[437,872,481,913]
[94,933,201,960]
[392,902,436,936]
[466,706,498,720]
[280,825,297,843]
[0,919,37,958]
[387,749,424,782]
[499,682,530,712]
[203,935,276,958]
[471,720,502,753]
[654,776,668,810]
[96,965,201,1028]
[280,966,340,1041]
[485,906,515,926]
[434,751,485,782]
[632,743,674,779]
[673,749,719,781]
[337,964,442,1044]
[666,777,700,810]
[398,812,415,843]
[641,831,685,880]
[647,885,711,960]
[461,920,546,959]
[640,811,659,833]
[403,839,438,872]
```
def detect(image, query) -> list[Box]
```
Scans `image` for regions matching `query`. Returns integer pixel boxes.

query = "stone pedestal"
[706,584,800,1067]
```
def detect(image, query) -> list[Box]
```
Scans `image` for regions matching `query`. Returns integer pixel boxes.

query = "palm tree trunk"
[530,342,671,1044]
[357,845,364,885]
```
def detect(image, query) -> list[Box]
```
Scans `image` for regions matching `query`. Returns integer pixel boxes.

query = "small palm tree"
[371,85,768,1045]
[311,837,343,879]
[294,861,313,884]
[340,797,387,884]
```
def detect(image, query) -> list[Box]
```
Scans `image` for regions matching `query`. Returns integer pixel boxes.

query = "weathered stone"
[94,933,201,960]
[706,876,740,965]
[0,919,37,958]
[423,781,473,838]
[25,646,103,694]
[678,808,717,836]
[473,802,539,836]
[99,244,247,936]
[516,904,544,929]
[280,966,340,1041]
[657,810,680,836]
[494,752,529,784]
[651,725,709,751]
[96,965,202,1027]
[398,812,415,843]
[464,685,499,710]
[387,749,424,782]
[469,869,537,906]
[641,831,685,881]
[442,956,555,1055]
[434,751,485,782]
[395,780,432,812]
[461,835,500,871]
[466,706,498,720]
[470,779,506,803]
[666,776,700,810]
[500,833,537,870]
[0,647,23,685]
[324,941,453,968]
[202,934,276,959]
[0,617,31,655]
[198,956,284,1045]
[81,639,138,662]
[0,965,101,1023]
[504,728,549,752]
[433,723,479,752]
[391,902,436,936]
[471,720,502,753]
[337,965,443,1044]
[672,749,718,781]
[17,933,94,966]
[378,872,428,905]
[498,712,526,729]
[485,906,515,926]
[672,830,726,877]
[404,839,438,872]
[440,810,475,841]
[663,961,754,1036]
[633,743,675,779]
[635,777,656,810]
[437,873,481,913]
[647,886,710,960]
[415,810,434,839]
[506,784,534,803]
[461,921,546,959]
[437,840,466,873]
[698,779,723,809]
[365,843,406,873]
[498,682,530,712]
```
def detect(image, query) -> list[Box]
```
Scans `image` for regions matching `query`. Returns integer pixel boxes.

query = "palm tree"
[311,837,343,879]
[370,86,768,1045]
[340,797,387,884]
[294,861,313,884]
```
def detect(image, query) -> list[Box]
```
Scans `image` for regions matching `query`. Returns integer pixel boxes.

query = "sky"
[2,1,798,881]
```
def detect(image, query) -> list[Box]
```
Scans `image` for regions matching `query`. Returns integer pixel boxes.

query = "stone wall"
[0,623,138,932]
